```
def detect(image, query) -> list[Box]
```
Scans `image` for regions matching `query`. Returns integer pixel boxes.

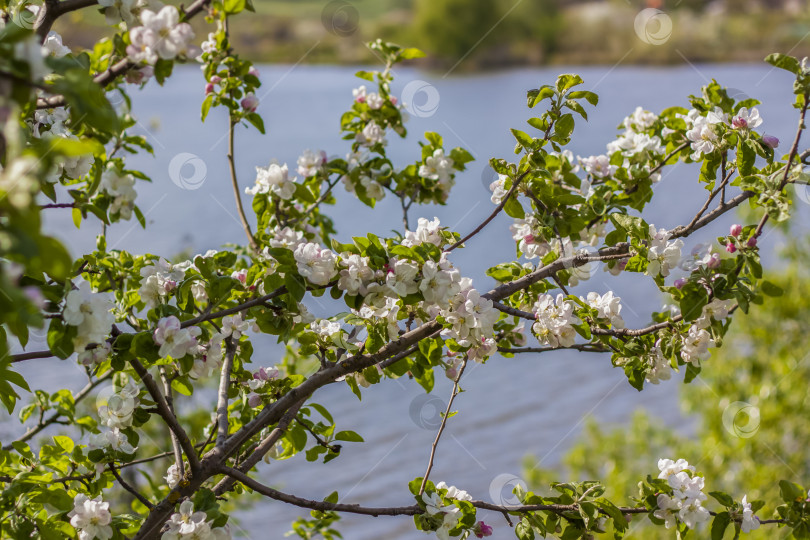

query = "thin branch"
[648,141,689,176]
[753,94,809,239]
[446,171,528,252]
[213,399,305,496]
[158,366,184,475]
[10,349,56,362]
[2,373,111,450]
[217,468,783,527]
[129,358,201,473]
[499,344,609,354]
[109,464,154,509]
[419,357,468,496]
[216,338,237,447]
[219,466,422,516]
[226,117,258,251]
[287,176,343,227]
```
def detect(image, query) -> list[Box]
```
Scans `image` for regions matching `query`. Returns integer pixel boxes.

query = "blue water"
[6,62,804,539]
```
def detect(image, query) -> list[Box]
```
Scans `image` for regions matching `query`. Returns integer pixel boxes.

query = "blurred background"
[55,0,810,68]
[13,0,810,538]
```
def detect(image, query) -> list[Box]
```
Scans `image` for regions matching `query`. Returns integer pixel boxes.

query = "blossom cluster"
[645,225,684,278]
[162,500,230,539]
[422,482,472,540]
[90,379,140,455]
[127,6,197,65]
[69,494,113,540]
[683,106,765,160]
[653,458,710,529]
[532,293,578,348]
[63,282,115,353]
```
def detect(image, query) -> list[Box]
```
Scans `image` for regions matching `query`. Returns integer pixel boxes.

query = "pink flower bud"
[163,280,177,293]
[241,93,259,112]
[445,366,458,380]
[248,393,262,407]
[523,234,535,244]
[747,236,758,248]
[209,75,222,84]
[726,242,737,253]
[674,278,687,289]
[474,521,493,538]
[355,95,366,104]
[205,82,214,94]
[730,224,742,237]
[707,253,721,269]
[762,134,779,149]
[248,66,259,78]
[389,96,398,105]
[731,116,748,130]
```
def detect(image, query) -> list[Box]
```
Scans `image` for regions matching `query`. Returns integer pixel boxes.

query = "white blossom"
[127,6,195,65]
[356,121,386,147]
[42,31,70,58]
[221,313,250,339]
[98,379,139,429]
[645,225,683,277]
[63,282,115,352]
[154,316,201,358]
[584,291,625,329]
[645,343,671,384]
[402,217,443,248]
[294,243,338,286]
[296,149,326,177]
[246,161,297,199]
[580,154,616,178]
[622,106,658,132]
[680,325,714,366]
[418,149,454,184]
[139,258,187,308]
[732,107,763,130]
[101,167,137,220]
[532,293,578,348]
[489,174,508,204]
[686,116,718,160]
[69,494,113,540]
[695,298,735,329]
[165,463,183,487]
[98,0,137,25]
[338,253,375,296]
[78,342,112,366]
[89,428,136,453]
[740,495,760,533]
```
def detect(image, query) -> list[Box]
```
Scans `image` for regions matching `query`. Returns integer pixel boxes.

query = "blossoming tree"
[1,0,810,538]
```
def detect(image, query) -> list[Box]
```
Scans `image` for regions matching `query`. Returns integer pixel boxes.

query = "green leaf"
[709,491,735,507]
[284,273,306,302]
[334,430,364,442]
[765,53,801,75]
[511,129,534,149]
[527,86,555,108]
[554,113,575,140]
[245,113,265,134]
[568,90,599,106]
[556,73,584,93]
[224,0,246,14]
[400,47,426,59]
[503,196,525,219]
[761,280,784,296]
[47,319,76,360]
[710,511,731,540]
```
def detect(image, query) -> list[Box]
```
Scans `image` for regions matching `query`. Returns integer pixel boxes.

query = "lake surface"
[7,63,805,539]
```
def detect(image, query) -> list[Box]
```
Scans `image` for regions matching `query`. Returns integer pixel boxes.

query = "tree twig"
[418,356,467,496]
